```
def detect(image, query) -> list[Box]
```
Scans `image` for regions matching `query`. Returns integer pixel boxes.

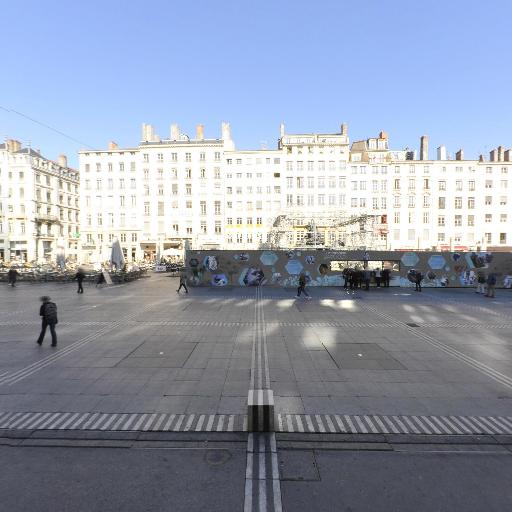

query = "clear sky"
[1,0,511,167]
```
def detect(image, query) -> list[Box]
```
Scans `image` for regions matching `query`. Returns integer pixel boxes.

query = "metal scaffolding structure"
[265,209,388,250]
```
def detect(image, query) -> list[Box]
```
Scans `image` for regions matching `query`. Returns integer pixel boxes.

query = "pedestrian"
[485,273,496,298]
[296,272,311,299]
[382,268,390,287]
[176,271,189,294]
[7,267,18,287]
[74,268,85,294]
[375,268,381,287]
[414,271,423,292]
[342,268,350,289]
[36,296,58,347]
[476,272,486,294]
[363,268,371,291]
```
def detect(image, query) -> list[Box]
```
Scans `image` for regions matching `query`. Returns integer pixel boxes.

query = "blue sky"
[1,0,511,167]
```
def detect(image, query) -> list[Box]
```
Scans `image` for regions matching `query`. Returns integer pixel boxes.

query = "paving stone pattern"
[1,276,512,423]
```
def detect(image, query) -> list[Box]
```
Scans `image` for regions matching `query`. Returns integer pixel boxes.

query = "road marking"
[1,411,511,435]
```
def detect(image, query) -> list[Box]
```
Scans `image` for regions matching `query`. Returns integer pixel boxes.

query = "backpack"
[488,274,496,286]
[44,302,58,324]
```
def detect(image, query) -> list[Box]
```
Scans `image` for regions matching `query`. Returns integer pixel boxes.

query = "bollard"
[247,389,275,432]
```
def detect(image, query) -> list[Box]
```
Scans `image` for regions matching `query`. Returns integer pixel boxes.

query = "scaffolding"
[265,209,388,250]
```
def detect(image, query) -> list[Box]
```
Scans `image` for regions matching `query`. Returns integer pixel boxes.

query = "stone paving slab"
[1,275,512,423]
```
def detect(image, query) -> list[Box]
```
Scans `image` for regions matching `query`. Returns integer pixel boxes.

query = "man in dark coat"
[176,271,189,294]
[7,268,18,287]
[415,271,423,292]
[74,268,85,294]
[36,296,58,347]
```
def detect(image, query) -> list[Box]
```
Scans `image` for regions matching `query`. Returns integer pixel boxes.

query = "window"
[500,233,507,244]
[500,214,507,223]
[485,233,492,244]
[454,197,462,209]
[468,180,475,191]
[144,202,150,215]
[468,197,475,209]
[200,201,206,215]
[215,221,221,234]
[438,215,445,226]
[423,196,430,208]
[408,178,415,190]
[485,214,492,223]
[394,179,400,190]
[393,196,400,208]
[454,215,462,226]
[185,153,191,162]
[438,233,445,242]
[485,196,492,205]
[408,196,415,208]
[500,196,507,206]
[455,180,463,191]
[485,180,492,188]
[438,197,445,209]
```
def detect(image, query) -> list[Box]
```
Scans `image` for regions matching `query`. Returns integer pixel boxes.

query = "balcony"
[34,214,61,224]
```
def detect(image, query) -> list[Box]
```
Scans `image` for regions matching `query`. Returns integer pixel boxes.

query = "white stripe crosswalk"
[0,411,511,435]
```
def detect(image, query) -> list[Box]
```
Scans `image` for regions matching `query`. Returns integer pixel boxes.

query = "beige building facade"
[78,122,512,262]
[0,140,79,263]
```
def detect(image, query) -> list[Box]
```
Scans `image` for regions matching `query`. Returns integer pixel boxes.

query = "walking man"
[36,296,58,347]
[476,272,486,294]
[414,271,423,292]
[363,268,371,291]
[74,268,85,294]
[382,268,390,287]
[485,273,496,298]
[375,268,381,287]
[296,272,311,299]
[176,271,189,294]
[7,267,18,287]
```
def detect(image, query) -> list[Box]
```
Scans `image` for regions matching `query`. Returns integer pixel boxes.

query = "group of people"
[342,267,391,291]
[476,271,497,298]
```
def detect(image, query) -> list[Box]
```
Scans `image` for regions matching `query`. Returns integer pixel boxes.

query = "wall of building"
[185,249,512,288]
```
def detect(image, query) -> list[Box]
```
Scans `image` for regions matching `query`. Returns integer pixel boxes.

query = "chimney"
[280,122,285,138]
[6,139,21,153]
[222,121,232,141]
[437,145,447,160]
[196,124,204,140]
[141,123,155,142]
[58,154,68,168]
[108,141,118,150]
[420,135,429,160]
[504,149,511,162]
[170,124,180,140]
[341,123,348,136]
[455,149,464,161]
[498,145,505,162]
[490,149,498,162]
[379,130,388,140]
[479,154,485,162]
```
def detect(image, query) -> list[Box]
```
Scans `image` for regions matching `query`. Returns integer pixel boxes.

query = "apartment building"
[79,123,232,262]
[78,123,512,261]
[0,140,79,263]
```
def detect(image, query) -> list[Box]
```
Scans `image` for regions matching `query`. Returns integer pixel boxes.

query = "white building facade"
[0,140,80,263]
[78,123,512,262]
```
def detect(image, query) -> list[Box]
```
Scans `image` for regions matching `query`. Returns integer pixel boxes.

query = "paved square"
[1,275,512,430]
